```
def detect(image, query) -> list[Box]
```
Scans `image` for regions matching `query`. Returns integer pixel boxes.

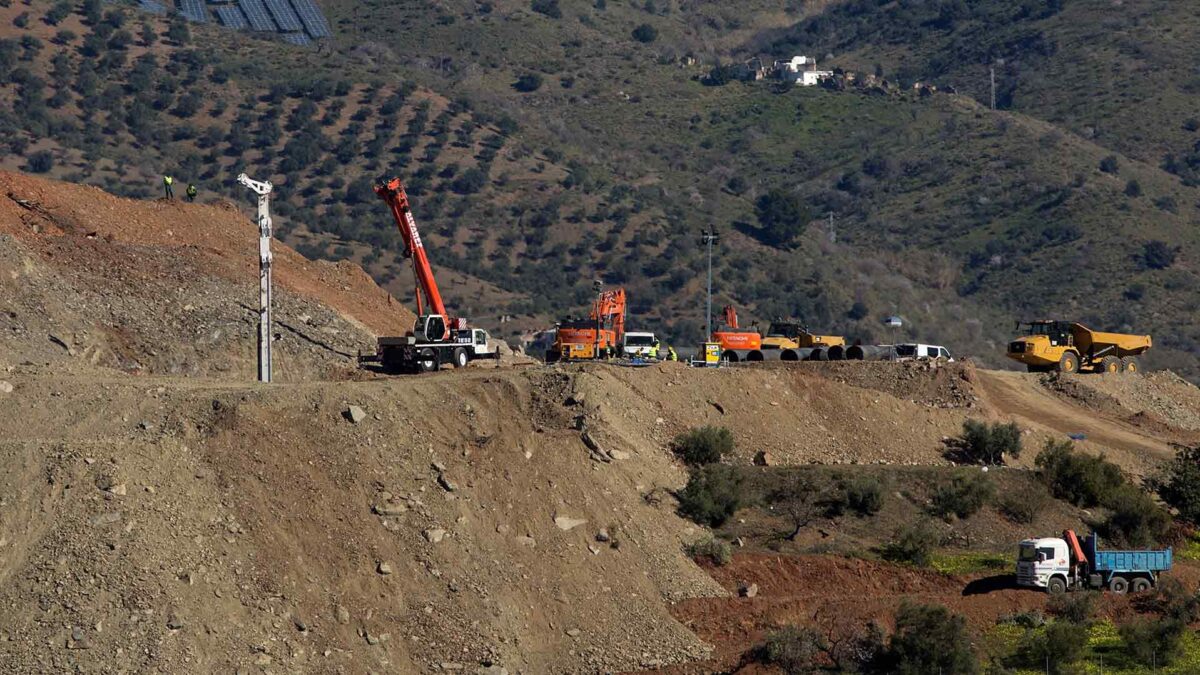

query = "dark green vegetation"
[5,0,1200,376]
[954,419,1022,465]
[1150,446,1200,526]
[671,425,734,466]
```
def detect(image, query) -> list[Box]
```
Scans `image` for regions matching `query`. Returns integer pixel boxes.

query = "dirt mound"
[0,172,413,379]
[1048,370,1200,434]
[775,360,982,409]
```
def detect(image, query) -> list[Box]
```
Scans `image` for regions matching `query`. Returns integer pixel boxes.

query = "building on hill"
[775,55,833,87]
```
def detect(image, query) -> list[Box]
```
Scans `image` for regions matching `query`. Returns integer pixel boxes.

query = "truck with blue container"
[1016,529,1172,594]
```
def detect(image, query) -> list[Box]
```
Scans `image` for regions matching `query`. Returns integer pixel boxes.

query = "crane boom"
[375,177,449,322]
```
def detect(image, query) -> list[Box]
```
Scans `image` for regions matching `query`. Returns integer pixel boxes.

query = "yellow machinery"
[1007,321,1151,374]
[760,320,846,351]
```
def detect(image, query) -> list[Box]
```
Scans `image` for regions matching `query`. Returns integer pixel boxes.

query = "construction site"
[2,167,1200,674]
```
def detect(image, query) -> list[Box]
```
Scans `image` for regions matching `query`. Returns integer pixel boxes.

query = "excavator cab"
[416,314,450,343]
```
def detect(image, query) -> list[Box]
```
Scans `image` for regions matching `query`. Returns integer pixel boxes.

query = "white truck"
[1016,529,1171,594]
[894,343,953,361]
[375,317,498,373]
[622,331,660,359]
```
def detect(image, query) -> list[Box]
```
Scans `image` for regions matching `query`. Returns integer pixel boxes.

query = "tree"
[1152,446,1200,525]
[929,473,994,520]
[631,23,658,43]
[769,475,841,541]
[755,189,810,247]
[880,602,978,675]
[26,150,54,173]
[1142,239,1178,270]
[672,426,734,466]
[881,520,938,566]
[957,419,1021,465]
[512,73,543,93]
[676,464,745,527]
[166,17,189,45]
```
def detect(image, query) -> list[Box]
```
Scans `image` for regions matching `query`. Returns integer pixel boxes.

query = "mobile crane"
[362,177,497,373]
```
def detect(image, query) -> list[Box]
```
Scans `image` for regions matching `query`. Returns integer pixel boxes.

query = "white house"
[775,55,832,86]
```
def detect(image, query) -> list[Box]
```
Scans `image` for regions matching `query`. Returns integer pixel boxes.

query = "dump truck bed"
[1074,326,1151,356]
[1085,534,1171,573]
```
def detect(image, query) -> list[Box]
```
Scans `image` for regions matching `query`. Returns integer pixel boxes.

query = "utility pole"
[699,228,720,339]
[237,173,274,384]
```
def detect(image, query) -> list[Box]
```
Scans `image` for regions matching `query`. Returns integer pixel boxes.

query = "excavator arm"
[375,177,451,338]
[723,305,739,330]
[594,288,626,340]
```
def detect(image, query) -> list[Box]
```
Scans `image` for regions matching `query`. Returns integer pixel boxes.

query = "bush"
[450,167,488,195]
[879,601,977,675]
[758,626,827,673]
[26,150,53,173]
[755,188,810,247]
[1099,154,1119,174]
[957,419,1022,465]
[1096,484,1170,547]
[672,426,734,466]
[1146,578,1200,623]
[1124,179,1142,197]
[1151,446,1200,524]
[1011,620,1088,674]
[929,473,994,520]
[684,535,732,566]
[1143,239,1178,269]
[881,520,938,567]
[530,0,561,18]
[1048,591,1098,624]
[841,475,884,516]
[631,23,658,43]
[513,73,543,93]
[1119,617,1185,666]
[998,610,1045,629]
[1035,439,1124,507]
[677,464,745,527]
[997,489,1048,524]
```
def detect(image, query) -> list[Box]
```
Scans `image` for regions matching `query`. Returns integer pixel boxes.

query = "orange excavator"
[712,305,762,351]
[545,287,627,362]
[362,177,498,373]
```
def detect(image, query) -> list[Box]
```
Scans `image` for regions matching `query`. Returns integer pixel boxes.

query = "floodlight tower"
[237,173,274,383]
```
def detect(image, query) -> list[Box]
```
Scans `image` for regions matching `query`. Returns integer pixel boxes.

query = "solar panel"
[139,0,168,14]
[289,0,330,38]
[263,0,302,31]
[282,32,311,45]
[179,0,209,22]
[214,5,249,28]
[237,0,278,31]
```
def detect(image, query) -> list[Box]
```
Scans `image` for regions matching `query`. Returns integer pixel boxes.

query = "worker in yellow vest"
[163,175,174,200]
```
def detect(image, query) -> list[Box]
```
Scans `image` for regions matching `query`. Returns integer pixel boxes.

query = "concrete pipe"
[827,345,846,361]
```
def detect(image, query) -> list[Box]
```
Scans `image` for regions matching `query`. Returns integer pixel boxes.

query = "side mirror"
[1037,553,1047,562]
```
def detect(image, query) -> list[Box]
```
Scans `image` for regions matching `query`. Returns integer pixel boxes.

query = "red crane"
[375,177,455,339]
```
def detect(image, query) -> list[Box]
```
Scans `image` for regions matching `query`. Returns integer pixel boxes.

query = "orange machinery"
[711,305,761,351]
[546,288,627,362]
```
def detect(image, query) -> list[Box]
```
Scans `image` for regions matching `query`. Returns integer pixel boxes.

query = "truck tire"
[1131,577,1151,593]
[545,349,561,364]
[452,347,469,368]
[417,348,439,373]
[1101,356,1122,374]
[1057,352,1079,374]
[1047,577,1067,595]
[1122,356,1140,374]
[1109,576,1129,594]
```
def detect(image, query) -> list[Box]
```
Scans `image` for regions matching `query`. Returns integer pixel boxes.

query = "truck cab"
[1016,530,1171,594]
[1016,537,1071,591]
[623,331,659,358]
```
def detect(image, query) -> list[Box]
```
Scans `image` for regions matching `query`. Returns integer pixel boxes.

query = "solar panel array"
[237,0,278,32]
[214,5,248,29]
[291,0,330,38]
[179,0,208,22]
[140,0,168,14]
[263,0,303,32]
[282,32,311,45]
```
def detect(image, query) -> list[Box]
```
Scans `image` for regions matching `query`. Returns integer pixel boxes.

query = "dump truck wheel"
[1131,577,1151,593]
[1058,352,1079,373]
[1047,577,1067,595]
[1101,356,1122,374]
[1122,356,1139,374]
[1110,576,1129,594]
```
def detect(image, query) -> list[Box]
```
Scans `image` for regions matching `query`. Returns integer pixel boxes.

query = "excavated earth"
[2,174,1199,673]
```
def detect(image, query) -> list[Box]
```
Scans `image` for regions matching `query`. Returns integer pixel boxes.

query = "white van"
[894,343,953,361]
[623,332,659,358]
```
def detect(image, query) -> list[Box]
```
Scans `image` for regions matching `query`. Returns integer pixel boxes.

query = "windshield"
[625,335,656,346]
[766,323,800,337]
[895,345,917,357]
[1018,544,1037,562]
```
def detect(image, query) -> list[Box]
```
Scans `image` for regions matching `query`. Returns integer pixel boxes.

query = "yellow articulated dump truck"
[761,320,847,361]
[1007,321,1151,374]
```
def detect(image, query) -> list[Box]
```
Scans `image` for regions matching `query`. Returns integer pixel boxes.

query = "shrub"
[1096,484,1170,547]
[26,150,53,173]
[1142,239,1178,270]
[631,23,658,43]
[929,473,994,520]
[998,610,1045,629]
[1146,578,1200,623]
[1124,179,1142,197]
[530,0,561,18]
[879,602,977,675]
[672,426,733,466]
[881,520,938,567]
[684,535,732,566]
[957,419,1022,465]
[512,73,542,93]
[755,188,810,247]
[841,475,884,516]
[1151,446,1200,524]
[1119,617,1185,666]
[676,464,745,527]
[758,626,827,673]
[1048,591,1098,624]
[1011,620,1088,674]
[1035,439,1124,507]
[998,489,1047,524]
[450,167,488,195]
[1099,154,1119,174]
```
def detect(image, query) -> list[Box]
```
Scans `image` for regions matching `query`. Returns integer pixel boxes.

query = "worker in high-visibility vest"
[186,183,198,202]
[667,345,678,361]
[163,175,174,199]
[648,341,660,360]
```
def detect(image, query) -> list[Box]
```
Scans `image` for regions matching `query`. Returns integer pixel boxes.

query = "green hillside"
[3,0,1199,375]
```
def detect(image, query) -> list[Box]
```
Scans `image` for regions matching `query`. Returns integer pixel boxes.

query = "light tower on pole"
[699,227,720,339]
[237,173,274,383]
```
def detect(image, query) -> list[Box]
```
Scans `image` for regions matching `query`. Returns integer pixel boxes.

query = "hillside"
[4,0,1200,382]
